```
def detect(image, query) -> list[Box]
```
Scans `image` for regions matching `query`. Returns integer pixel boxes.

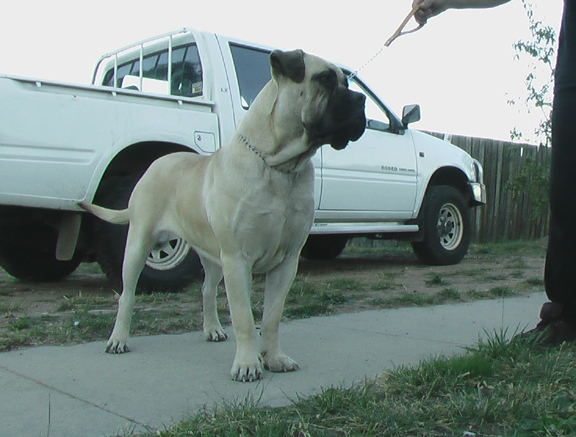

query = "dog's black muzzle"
[307,89,367,151]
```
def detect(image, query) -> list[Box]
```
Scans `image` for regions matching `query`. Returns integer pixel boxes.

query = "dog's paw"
[105,338,130,354]
[204,326,228,342]
[230,360,264,382]
[262,352,300,373]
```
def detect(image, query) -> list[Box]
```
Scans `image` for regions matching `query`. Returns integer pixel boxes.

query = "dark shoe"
[517,302,576,347]
[540,301,564,322]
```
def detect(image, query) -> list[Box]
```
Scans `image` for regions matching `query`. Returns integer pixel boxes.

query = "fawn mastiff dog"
[81,49,366,381]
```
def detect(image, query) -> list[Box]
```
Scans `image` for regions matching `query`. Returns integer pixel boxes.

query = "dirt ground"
[0,240,548,349]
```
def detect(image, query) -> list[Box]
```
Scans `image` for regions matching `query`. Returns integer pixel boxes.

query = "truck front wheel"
[0,224,82,281]
[411,185,471,266]
[94,174,202,293]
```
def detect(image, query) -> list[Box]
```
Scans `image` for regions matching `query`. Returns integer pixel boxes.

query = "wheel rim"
[436,203,464,251]
[146,234,190,271]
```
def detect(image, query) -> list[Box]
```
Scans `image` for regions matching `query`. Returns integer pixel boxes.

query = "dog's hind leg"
[260,255,300,373]
[106,226,155,354]
[199,255,227,342]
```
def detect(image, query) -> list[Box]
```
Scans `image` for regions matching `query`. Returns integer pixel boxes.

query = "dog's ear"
[270,49,305,84]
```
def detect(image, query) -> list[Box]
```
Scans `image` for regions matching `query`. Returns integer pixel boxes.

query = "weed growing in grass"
[509,270,526,279]
[484,273,510,282]
[464,289,484,300]
[436,288,462,302]
[453,268,489,278]
[526,277,545,287]
[425,274,449,286]
[9,316,31,331]
[488,286,515,298]
[380,288,464,309]
[0,302,20,315]
[328,278,364,292]
[367,272,401,291]
[469,238,546,258]
[506,257,529,270]
[387,292,430,307]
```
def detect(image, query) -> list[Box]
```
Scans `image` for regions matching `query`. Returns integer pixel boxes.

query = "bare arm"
[413,0,511,24]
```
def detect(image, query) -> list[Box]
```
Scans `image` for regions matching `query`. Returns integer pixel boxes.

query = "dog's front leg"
[221,256,262,382]
[261,255,300,373]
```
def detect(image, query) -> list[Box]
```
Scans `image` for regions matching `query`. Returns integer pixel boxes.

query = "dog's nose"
[351,91,366,106]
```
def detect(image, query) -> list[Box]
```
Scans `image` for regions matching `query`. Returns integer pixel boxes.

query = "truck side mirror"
[402,104,421,127]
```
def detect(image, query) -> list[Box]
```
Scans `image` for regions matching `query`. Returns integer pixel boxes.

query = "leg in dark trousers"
[525,0,576,345]
[533,86,576,344]
[545,86,576,312]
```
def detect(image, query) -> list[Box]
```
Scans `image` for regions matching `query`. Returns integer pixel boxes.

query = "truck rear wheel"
[411,185,471,266]
[0,224,82,281]
[300,234,349,260]
[94,173,202,293]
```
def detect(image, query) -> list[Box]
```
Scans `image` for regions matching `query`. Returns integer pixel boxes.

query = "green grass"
[131,332,576,437]
[0,239,546,351]
[381,288,464,308]
[283,279,348,319]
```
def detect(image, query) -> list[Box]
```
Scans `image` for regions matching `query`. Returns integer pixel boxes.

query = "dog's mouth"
[329,114,367,150]
[306,89,366,151]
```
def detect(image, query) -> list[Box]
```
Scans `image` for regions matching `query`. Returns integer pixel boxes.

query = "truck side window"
[142,54,160,79]
[172,44,203,97]
[230,44,271,109]
[102,44,203,98]
[349,80,392,132]
[106,64,131,88]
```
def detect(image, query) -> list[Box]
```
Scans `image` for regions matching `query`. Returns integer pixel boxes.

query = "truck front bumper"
[469,159,486,205]
[469,182,486,205]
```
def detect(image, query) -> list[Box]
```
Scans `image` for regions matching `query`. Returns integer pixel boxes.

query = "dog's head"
[270,49,366,150]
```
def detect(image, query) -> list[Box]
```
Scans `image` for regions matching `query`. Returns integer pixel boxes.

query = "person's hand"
[412,0,509,24]
[412,0,452,25]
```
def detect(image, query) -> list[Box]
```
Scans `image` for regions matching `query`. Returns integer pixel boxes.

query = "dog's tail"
[79,201,130,225]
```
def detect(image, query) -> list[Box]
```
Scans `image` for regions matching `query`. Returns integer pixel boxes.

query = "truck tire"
[0,224,82,281]
[300,234,348,260]
[94,173,202,293]
[411,185,471,266]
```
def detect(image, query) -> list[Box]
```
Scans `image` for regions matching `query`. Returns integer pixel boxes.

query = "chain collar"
[238,134,298,175]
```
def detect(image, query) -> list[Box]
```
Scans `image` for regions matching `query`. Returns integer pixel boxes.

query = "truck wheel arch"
[425,166,471,204]
[411,167,473,266]
[78,141,203,292]
[90,171,202,292]
[93,141,198,202]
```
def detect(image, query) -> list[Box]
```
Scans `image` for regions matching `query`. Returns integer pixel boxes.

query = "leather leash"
[348,4,424,79]
[385,4,424,47]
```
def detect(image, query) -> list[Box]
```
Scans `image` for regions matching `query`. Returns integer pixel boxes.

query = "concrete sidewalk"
[0,293,544,437]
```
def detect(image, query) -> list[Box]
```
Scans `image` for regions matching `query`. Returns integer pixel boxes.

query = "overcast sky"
[0,0,563,143]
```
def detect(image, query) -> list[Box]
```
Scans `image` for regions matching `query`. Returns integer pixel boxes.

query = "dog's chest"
[207,170,314,264]
[239,175,313,230]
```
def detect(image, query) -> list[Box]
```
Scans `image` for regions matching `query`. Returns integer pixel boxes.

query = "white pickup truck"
[0,28,485,292]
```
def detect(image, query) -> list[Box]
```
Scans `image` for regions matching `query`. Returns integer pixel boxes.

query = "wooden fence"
[427,132,551,243]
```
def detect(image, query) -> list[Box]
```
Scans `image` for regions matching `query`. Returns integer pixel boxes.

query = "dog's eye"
[314,71,337,90]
